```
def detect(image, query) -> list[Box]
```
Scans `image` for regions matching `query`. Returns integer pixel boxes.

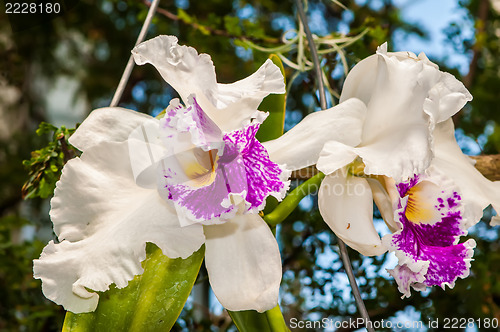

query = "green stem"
[228,305,290,332]
[264,172,325,226]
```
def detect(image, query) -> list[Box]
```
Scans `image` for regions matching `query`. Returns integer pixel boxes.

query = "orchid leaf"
[228,305,290,332]
[62,244,204,332]
[257,54,286,143]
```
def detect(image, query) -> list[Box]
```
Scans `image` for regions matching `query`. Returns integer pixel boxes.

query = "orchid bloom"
[265,43,500,296]
[33,35,290,314]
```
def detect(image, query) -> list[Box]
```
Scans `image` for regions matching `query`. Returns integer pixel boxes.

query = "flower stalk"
[293,0,375,330]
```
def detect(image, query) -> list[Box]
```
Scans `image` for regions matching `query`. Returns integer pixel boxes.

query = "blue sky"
[393,0,474,74]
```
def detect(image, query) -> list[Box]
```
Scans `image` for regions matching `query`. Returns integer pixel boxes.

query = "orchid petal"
[433,119,500,227]
[318,170,386,256]
[132,35,284,132]
[128,118,166,188]
[34,141,205,313]
[204,213,281,312]
[316,141,359,175]
[163,120,289,225]
[69,107,152,152]
[387,264,428,299]
[263,98,366,171]
[366,177,399,232]
[354,129,432,182]
[383,169,476,294]
[339,43,471,181]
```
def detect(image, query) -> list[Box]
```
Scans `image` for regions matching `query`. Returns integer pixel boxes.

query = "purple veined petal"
[382,167,476,296]
[160,96,223,153]
[159,118,289,226]
[223,121,290,212]
[160,143,248,226]
[387,264,428,299]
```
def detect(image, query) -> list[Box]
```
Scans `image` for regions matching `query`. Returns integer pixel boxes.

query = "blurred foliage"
[22,123,78,199]
[1,0,499,331]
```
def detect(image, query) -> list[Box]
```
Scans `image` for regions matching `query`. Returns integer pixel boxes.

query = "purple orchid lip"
[383,170,475,297]
[156,96,290,226]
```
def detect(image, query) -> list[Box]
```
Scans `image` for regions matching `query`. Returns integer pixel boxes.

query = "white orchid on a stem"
[265,43,500,297]
[34,35,291,314]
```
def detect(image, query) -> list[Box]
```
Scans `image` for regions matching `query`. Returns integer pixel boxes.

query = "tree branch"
[291,154,500,181]
[147,1,280,44]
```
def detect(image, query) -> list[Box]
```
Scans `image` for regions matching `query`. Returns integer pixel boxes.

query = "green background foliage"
[0,0,499,330]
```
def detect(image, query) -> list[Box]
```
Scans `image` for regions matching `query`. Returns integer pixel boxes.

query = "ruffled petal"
[354,129,432,182]
[34,141,205,313]
[69,107,152,152]
[224,121,290,211]
[383,168,475,295]
[132,35,217,109]
[318,170,387,256]
[163,119,289,225]
[339,43,471,182]
[204,213,281,312]
[262,98,366,171]
[387,264,428,298]
[433,119,500,228]
[132,35,284,132]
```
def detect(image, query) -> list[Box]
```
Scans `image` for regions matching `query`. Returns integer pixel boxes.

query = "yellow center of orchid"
[177,149,219,188]
[404,182,436,224]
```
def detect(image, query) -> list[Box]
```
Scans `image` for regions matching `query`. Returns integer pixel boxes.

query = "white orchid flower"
[265,43,500,295]
[33,35,292,314]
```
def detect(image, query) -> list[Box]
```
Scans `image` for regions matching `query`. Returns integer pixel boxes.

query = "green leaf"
[228,305,290,332]
[256,54,286,143]
[62,244,205,332]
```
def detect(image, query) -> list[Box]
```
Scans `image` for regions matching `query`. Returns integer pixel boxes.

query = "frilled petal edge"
[132,35,285,132]
[34,141,205,313]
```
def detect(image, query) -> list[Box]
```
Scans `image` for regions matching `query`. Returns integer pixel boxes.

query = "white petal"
[262,98,366,171]
[355,128,432,182]
[316,141,359,175]
[69,107,152,151]
[127,118,167,188]
[132,36,284,132]
[34,141,205,313]
[366,177,398,232]
[318,170,387,256]
[211,59,285,132]
[132,35,217,108]
[433,119,500,228]
[339,43,471,181]
[204,213,281,312]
